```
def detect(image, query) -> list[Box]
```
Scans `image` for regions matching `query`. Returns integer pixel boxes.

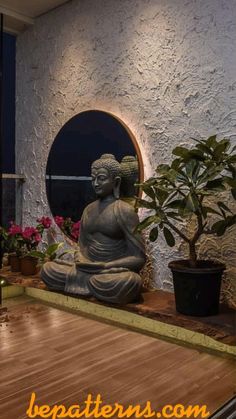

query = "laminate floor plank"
[0,300,235,419]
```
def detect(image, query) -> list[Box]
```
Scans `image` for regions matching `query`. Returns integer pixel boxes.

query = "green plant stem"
[188,212,204,267]
[189,243,197,267]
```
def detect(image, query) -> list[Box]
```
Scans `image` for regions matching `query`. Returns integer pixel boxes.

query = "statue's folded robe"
[65,201,145,303]
[41,200,145,304]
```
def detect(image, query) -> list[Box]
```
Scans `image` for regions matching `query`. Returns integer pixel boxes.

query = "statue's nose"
[94,178,99,186]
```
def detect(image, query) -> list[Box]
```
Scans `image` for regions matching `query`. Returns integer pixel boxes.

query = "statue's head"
[91,154,121,199]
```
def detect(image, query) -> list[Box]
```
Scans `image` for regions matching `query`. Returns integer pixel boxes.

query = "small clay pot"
[9,254,21,272]
[20,256,38,276]
[2,253,10,266]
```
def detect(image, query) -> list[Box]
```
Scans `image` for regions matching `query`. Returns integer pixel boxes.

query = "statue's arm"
[104,202,146,272]
[103,255,144,272]
[74,206,105,269]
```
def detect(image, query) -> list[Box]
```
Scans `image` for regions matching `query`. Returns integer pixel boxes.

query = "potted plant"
[19,217,53,275]
[0,226,11,266]
[54,216,81,242]
[136,135,236,316]
[20,227,42,275]
[29,242,69,265]
[5,223,25,272]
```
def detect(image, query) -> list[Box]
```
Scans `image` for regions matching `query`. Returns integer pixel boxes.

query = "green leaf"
[228,164,236,177]
[154,187,169,205]
[47,242,64,256]
[231,188,236,200]
[211,220,227,236]
[136,215,160,232]
[141,184,156,200]
[172,146,190,158]
[192,162,201,182]
[156,164,170,175]
[165,211,182,221]
[136,198,156,210]
[58,250,75,259]
[227,155,236,163]
[224,177,236,188]
[29,250,45,259]
[168,168,181,181]
[217,201,232,215]
[195,142,212,155]
[185,160,198,178]
[206,135,217,148]
[185,193,199,212]
[227,215,236,228]
[187,149,205,161]
[201,206,222,217]
[214,140,230,159]
[137,177,156,188]
[206,178,226,191]
[165,199,185,210]
[149,227,158,242]
[171,159,181,170]
[163,227,175,247]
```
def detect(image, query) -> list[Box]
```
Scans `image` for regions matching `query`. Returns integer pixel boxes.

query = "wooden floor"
[0,297,235,419]
[2,266,236,348]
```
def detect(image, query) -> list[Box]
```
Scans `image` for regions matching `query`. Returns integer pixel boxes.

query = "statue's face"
[91,167,115,198]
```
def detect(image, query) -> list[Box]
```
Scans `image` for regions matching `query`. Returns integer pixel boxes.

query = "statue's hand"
[74,248,90,263]
[100,267,129,274]
[76,261,106,273]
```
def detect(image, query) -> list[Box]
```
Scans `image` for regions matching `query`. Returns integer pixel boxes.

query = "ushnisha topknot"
[91,154,121,178]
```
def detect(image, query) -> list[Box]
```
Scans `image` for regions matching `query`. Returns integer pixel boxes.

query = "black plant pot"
[168,260,226,317]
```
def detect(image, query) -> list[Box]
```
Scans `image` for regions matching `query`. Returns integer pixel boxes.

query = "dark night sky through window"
[3,32,15,173]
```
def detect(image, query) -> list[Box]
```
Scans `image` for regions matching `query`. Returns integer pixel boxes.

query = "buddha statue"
[41,154,146,304]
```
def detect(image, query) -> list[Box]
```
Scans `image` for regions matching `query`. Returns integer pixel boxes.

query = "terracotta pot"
[9,254,21,272]
[20,256,38,276]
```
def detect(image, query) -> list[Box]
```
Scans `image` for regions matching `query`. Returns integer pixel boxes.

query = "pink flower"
[34,232,42,243]
[71,220,81,240]
[73,221,81,229]
[37,216,52,229]
[20,226,42,252]
[54,216,64,228]
[22,227,38,240]
[8,222,22,236]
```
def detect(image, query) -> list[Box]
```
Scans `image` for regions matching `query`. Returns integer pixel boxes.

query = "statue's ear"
[113,176,121,199]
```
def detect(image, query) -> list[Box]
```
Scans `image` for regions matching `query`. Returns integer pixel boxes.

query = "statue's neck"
[98,195,117,204]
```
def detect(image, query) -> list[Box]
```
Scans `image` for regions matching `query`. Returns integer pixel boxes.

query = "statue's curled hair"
[91,154,121,178]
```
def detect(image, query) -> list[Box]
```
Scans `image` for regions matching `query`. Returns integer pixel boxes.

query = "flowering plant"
[0,226,11,254]
[54,216,81,241]
[0,217,53,257]
[36,216,52,232]
[21,217,53,255]
[6,222,24,256]
[21,227,42,252]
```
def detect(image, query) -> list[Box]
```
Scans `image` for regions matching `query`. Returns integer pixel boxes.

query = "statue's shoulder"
[82,200,97,216]
[116,199,139,224]
[117,199,135,212]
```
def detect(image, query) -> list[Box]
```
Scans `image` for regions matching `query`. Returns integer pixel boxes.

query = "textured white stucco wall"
[16,0,236,299]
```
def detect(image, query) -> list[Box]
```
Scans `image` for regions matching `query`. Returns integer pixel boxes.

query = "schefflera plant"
[136,135,236,268]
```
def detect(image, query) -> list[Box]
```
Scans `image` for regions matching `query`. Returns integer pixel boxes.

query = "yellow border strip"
[25,287,236,359]
[2,285,25,299]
